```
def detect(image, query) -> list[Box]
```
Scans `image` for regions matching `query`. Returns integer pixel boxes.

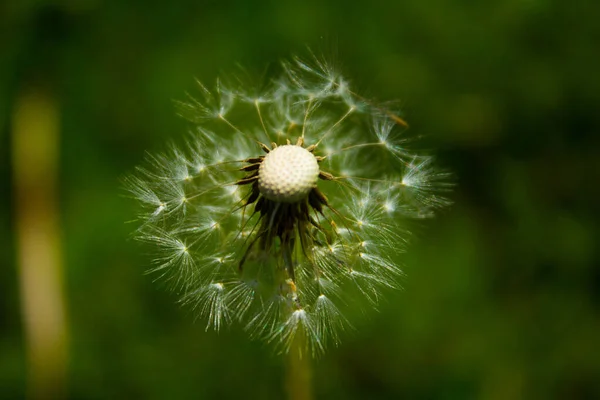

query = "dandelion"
[125,53,452,356]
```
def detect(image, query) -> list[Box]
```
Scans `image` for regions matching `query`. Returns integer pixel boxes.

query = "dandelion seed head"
[126,51,453,355]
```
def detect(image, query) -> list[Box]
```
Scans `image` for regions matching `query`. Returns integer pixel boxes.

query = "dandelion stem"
[285,330,313,400]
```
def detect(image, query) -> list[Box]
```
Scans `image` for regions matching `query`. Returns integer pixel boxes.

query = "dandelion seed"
[126,52,452,355]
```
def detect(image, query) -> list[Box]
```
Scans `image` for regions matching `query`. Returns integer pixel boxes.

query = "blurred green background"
[2,0,599,399]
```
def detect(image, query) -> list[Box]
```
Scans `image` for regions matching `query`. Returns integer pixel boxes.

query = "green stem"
[285,330,313,400]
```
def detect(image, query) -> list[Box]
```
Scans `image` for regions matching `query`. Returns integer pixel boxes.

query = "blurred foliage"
[1,0,599,398]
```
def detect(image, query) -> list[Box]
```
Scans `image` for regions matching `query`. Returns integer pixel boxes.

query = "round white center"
[258,145,319,203]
